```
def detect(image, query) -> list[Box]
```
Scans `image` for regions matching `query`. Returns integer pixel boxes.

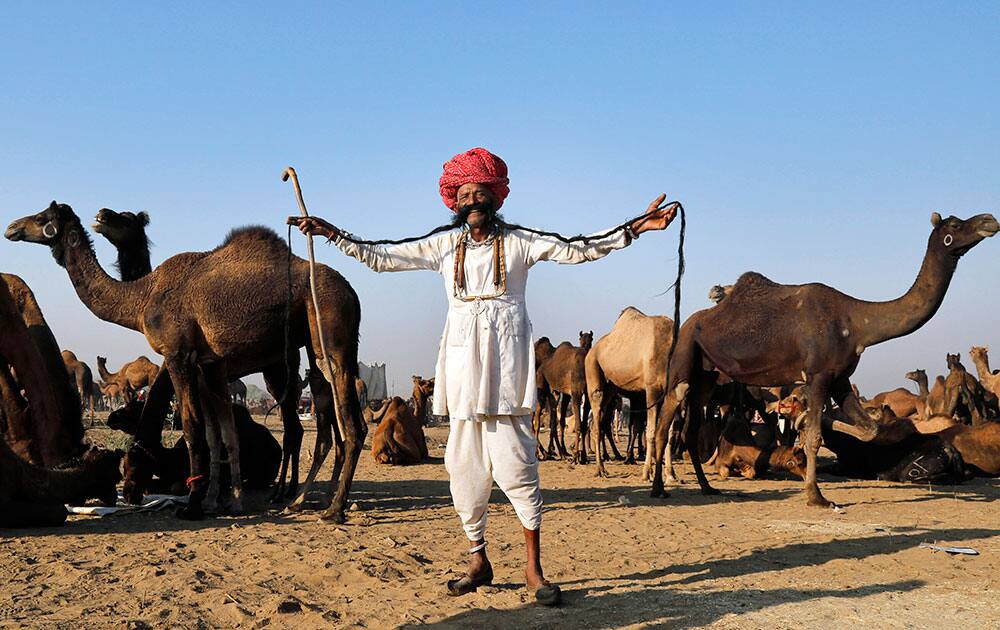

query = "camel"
[968,347,1000,399]
[0,274,86,466]
[89,211,309,502]
[7,202,363,522]
[935,422,1000,476]
[0,442,123,527]
[92,207,152,280]
[411,375,434,424]
[586,307,675,479]
[61,350,96,421]
[121,402,281,504]
[867,372,926,419]
[538,331,594,463]
[708,438,806,480]
[652,211,998,505]
[941,353,994,425]
[531,337,566,458]
[96,355,160,403]
[370,396,429,465]
[229,379,248,405]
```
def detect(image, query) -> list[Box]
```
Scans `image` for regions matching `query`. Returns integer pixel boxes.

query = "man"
[290,147,676,606]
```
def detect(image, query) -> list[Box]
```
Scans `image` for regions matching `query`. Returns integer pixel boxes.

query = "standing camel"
[7,202,363,522]
[90,207,312,501]
[96,355,160,403]
[537,331,593,463]
[969,347,1000,399]
[586,307,674,479]
[61,350,96,422]
[652,211,998,506]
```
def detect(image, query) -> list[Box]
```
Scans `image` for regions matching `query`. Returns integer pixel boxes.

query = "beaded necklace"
[452,227,507,301]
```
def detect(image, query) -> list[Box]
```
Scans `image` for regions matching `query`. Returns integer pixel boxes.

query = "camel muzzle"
[4,222,26,241]
[976,214,999,238]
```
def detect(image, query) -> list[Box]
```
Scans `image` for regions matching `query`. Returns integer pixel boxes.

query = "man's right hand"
[287,215,339,240]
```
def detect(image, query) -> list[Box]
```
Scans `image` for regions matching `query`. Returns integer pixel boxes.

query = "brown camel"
[969,347,1000,399]
[92,208,152,280]
[652,211,998,505]
[0,441,123,527]
[586,307,675,479]
[92,206,316,501]
[7,202,363,522]
[531,337,566,458]
[411,375,434,423]
[538,331,594,463]
[935,422,1000,476]
[0,274,85,466]
[370,397,429,465]
[941,353,993,425]
[708,438,806,480]
[866,373,926,419]
[96,355,160,402]
[61,350,96,421]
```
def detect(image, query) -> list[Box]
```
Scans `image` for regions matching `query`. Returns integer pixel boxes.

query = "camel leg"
[830,380,879,442]
[590,386,607,476]
[604,412,624,461]
[319,359,363,523]
[288,356,335,512]
[802,377,832,507]
[684,374,718,495]
[651,388,684,498]
[202,403,222,513]
[644,388,675,482]
[263,361,305,501]
[573,394,587,464]
[545,391,561,459]
[165,358,210,520]
[199,364,243,514]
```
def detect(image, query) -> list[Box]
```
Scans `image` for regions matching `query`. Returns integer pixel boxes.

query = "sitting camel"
[935,422,1000,476]
[867,371,927,419]
[586,307,675,479]
[0,274,86,466]
[652,211,998,505]
[8,202,363,522]
[709,438,806,480]
[120,402,281,504]
[411,375,434,425]
[371,396,429,465]
[538,331,594,463]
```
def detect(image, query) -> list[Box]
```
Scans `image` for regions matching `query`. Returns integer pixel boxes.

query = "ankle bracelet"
[468,541,487,554]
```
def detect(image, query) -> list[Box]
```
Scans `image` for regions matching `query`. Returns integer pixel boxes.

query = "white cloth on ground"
[334,225,631,421]
[444,415,541,539]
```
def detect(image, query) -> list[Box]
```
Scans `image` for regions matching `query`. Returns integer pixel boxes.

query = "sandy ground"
[1,417,998,629]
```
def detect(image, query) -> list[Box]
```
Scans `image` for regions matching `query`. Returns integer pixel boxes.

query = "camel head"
[411,375,434,397]
[106,400,143,436]
[905,368,926,382]
[969,346,988,363]
[929,211,998,259]
[579,330,594,349]
[92,208,150,249]
[769,445,807,480]
[707,284,733,304]
[5,201,92,267]
[946,353,963,371]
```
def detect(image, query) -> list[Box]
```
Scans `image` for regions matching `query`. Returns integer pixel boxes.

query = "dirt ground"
[1,417,998,629]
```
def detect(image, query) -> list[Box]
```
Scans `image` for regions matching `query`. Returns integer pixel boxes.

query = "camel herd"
[1,202,998,529]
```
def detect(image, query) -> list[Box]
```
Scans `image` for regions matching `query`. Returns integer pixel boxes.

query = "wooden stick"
[282,166,348,440]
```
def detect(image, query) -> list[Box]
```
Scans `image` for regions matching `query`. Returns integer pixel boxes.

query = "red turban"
[438,147,510,211]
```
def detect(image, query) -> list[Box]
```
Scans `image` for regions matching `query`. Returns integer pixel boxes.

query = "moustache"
[456,202,494,222]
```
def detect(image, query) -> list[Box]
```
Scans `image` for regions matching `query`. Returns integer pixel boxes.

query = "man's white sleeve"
[524,227,631,267]
[333,233,445,273]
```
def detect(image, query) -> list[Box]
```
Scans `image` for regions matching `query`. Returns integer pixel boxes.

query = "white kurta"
[334,225,632,421]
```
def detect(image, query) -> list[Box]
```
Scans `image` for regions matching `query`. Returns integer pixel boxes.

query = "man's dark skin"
[290,185,676,596]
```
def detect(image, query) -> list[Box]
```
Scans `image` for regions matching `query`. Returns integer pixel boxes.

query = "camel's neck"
[413,390,428,420]
[913,374,930,398]
[97,359,113,382]
[62,231,150,332]
[855,239,957,348]
[116,242,152,282]
[971,354,992,383]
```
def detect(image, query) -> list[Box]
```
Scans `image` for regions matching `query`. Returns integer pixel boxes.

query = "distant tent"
[358,361,388,400]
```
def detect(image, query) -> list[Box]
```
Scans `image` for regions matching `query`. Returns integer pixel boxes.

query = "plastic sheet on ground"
[66,493,188,517]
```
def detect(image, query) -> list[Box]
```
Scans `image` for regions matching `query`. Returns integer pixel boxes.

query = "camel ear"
[931,212,942,228]
[138,211,150,226]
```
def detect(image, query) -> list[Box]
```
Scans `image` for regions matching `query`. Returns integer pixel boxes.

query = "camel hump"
[617,306,647,320]
[733,271,778,291]
[216,225,286,250]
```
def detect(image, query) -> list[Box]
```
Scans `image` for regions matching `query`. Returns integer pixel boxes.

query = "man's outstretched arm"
[524,194,678,266]
[288,215,444,273]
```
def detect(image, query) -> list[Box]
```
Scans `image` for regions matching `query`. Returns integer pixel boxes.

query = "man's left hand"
[631,194,678,235]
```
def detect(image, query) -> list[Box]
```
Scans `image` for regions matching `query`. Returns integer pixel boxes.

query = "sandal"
[533,581,562,607]
[446,564,494,596]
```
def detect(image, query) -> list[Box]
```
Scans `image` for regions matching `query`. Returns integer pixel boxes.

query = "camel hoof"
[807,497,833,508]
[595,468,609,479]
[176,504,205,520]
[320,509,347,524]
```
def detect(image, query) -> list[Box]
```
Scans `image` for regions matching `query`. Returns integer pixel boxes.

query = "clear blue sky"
[1,2,997,396]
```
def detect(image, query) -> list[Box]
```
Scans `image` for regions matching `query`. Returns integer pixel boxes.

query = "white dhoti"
[444,415,542,540]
